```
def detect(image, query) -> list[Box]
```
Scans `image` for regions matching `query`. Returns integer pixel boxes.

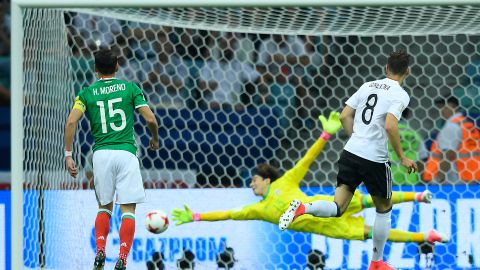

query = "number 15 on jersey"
[96,97,127,133]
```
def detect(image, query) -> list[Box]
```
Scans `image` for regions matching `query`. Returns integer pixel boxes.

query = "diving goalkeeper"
[172,112,448,244]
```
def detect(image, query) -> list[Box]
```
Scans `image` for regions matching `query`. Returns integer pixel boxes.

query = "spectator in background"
[0,83,9,106]
[452,60,480,115]
[198,33,260,109]
[71,12,121,48]
[256,34,306,72]
[0,0,11,100]
[424,96,480,183]
[0,0,10,56]
[119,24,157,83]
[388,108,428,185]
[145,30,190,108]
[255,34,307,132]
[232,32,256,64]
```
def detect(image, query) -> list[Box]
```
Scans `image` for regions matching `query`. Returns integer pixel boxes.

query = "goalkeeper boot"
[279,199,301,231]
[416,190,433,203]
[92,250,106,270]
[427,230,449,243]
[114,258,126,270]
[368,260,396,270]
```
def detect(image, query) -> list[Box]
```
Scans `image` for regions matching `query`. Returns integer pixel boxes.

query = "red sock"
[119,213,136,264]
[95,210,111,253]
[295,203,305,218]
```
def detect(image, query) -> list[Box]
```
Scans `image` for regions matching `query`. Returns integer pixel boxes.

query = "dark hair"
[255,163,281,182]
[94,48,118,75]
[387,51,410,75]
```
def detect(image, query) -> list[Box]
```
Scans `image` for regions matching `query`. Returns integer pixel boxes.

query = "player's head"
[435,95,459,119]
[250,163,281,196]
[94,48,118,76]
[386,50,410,82]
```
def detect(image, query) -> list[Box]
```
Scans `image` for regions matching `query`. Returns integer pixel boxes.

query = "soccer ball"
[145,210,169,234]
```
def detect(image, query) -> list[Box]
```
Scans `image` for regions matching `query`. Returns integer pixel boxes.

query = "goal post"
[11,0,480,269]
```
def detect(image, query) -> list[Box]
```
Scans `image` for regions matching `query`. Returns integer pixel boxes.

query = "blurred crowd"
[65,12,479,186]
[0,7,478,185]
[0,0,10,106]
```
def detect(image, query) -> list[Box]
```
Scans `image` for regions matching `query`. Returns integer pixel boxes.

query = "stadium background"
[1,4,480,270]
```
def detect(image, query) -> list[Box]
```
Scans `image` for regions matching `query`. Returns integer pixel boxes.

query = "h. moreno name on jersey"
[92,83,126,95]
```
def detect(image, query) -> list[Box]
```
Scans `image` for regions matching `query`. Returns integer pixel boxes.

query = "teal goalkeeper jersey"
[73,78,148,155]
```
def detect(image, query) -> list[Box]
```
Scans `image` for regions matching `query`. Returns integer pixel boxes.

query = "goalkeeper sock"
[118,213,136,264]
[304,200,339,217]
[372,209,391,261]
[95,209,112,253]
[367,227,425,243]
[389,229,425,243]
[362,192,416,208]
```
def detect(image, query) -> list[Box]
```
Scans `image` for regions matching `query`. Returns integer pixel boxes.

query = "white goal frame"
[10,0,480,268]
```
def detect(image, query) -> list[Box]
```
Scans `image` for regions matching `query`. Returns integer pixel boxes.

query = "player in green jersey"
[64,48,159,270]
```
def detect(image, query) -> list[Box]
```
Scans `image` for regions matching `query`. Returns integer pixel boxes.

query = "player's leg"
[361,190,432,209]
[369,195,393,269]
[279,150,361,230]
[93,202,113,270]
[92,150,116,270]
[301,150,363,217]
[116,203,137,270]
[301,184,355,218]
[363,225,449,243]
[364,160,395,270]
[113,150,146,270]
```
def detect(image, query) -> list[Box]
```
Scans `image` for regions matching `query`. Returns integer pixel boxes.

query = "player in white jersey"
[279,51,417,270]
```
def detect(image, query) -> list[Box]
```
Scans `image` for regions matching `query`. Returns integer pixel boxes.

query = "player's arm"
[172,204,260,225]
[386,113,417,173]
[138,106,159,150]
[133,82,159,150]
[340,105,355,137]
[64,97,85,178]
[295,111,342,173]
[341,86,365,137]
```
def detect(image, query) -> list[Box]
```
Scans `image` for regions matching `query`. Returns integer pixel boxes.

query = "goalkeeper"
[172,112,448,244]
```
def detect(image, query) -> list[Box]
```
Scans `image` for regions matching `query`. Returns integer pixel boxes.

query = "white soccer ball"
[145,210,169,234]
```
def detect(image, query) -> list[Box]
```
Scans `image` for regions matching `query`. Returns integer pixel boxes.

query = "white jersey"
[344,78,410,163]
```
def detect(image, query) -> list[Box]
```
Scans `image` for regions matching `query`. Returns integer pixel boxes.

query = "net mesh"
[76,6,480,36]
[20,6,480,270]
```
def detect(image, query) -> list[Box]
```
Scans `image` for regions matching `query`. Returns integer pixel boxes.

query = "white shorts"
[93,149,145,205]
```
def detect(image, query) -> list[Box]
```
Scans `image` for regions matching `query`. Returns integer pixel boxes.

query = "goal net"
[17,4,480,270]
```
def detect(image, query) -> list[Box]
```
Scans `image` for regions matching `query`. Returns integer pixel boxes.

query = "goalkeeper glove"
[319,111,342,135]
[172,205,194,225]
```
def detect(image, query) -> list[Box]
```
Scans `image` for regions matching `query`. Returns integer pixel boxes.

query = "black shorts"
[336,150,392,199]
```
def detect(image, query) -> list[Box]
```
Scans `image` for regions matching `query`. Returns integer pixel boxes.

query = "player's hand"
[149,138,159,151]
[65,156,78,178]
[171,205,194,225]
[400,157,418,174]
[319,111,342,135]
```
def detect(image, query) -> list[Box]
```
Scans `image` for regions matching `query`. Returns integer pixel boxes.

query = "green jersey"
[73,78,148,155]
[388,122,422,185]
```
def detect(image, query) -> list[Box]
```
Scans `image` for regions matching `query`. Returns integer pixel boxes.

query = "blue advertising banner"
[10,184,480,269]
[0,190,11,270]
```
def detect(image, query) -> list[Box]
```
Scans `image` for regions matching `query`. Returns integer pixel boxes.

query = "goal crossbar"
[13,0,480,8]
